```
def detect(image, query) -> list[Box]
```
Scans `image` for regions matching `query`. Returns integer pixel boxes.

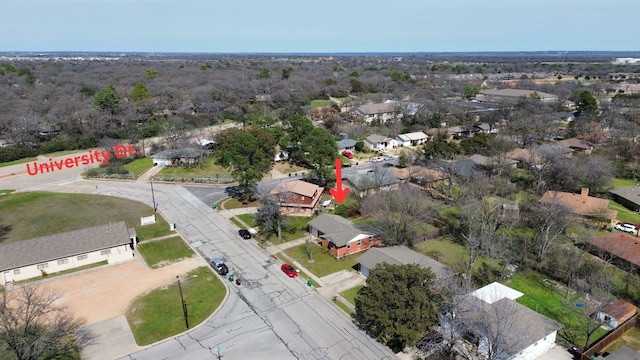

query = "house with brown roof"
[0,221,135,284]
[308,214,381,259]
[595,300,637,329]
[554,137,593,154]
[388,166,448,189]
[584,232,640,269]
[270,180,324,216]
[539,188,617,227]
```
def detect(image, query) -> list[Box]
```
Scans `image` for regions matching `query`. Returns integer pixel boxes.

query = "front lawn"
[612,178,639,187]
[505,270,609,348]
[124,157,153,177]
[414,237,502,274]
[263,215,314,245]
[341,285,363,305]
[610,200,640,224]
[283,243,359,277]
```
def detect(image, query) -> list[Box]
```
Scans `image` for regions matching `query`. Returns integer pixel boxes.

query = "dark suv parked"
[238,229,252,239]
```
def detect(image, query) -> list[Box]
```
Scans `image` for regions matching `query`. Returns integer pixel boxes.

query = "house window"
[100,249,111,255]
[347,243,351,249]
[357,239,361,246]
[57,259,69,265]
[77,254,88,261]
[13,269,20,275]
[37,263,48,270]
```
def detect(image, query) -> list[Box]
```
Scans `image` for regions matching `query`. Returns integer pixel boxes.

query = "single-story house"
[384,100,424,116]
[0,221,135,284]
[396,131,429,147]
[474,122,499,134]
[274,150,289,162]
[337,138,357,153]
[446,126,470,138]
[553,138,593,154]
[539,188,617,226]
[356,245,450,279]
[308,214,381,259]
[534,144,574,158]
[388,166,448,189]
[477,89,558,103]
[595,300,637,329]
[584,232,640,269]
[365,134,398,152]
[354,103,401,124]
[343,171,400,198]
[270,180,324,216]
[609,186,640,213]
[425,128,454,141]
[506,148,544,168]
[451,282,563,360]
[151,148,208,167]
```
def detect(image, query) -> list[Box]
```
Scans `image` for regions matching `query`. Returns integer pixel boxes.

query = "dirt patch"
[29,256,203,325]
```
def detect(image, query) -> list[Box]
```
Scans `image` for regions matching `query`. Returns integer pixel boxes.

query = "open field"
[156,156,231,178]
[0,191,171,243]
[283,243,359,277]
[137,236,196,268]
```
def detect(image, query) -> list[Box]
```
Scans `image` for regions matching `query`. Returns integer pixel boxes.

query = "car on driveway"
[238,229,252,239]
[281,263,298,278]
[615,222,639,235]
[210,258,229,276]
[371,157,383,163]
[342,150,354,159]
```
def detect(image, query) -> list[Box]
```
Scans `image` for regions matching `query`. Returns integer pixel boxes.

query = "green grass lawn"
[156,156,232,179]
[340,285,363,305]
[606,328,640,353]
[0,157,38,167]
[311,99,332,107]
[265,216,313,245]
[610,200,640,224]
[335,300,354,316]
[219,197,258,210]
[237,213,256,227]
[283,243,359,277]
[414,237,501,273]
[505,270,609,348]
[612,178,640,187]
[0,192,171,243]
[126,266,225,345]
[137,236,195,268]
[123,157,153,177]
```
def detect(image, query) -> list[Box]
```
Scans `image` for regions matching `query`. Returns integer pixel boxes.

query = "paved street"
[23,180,394,360]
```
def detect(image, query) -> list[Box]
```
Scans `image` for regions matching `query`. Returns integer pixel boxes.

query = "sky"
[2,0,639,53]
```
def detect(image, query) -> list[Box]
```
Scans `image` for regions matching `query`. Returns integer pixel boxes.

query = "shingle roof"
[271,180,323,198]
[365,134,393,144]
[585,233,640,267]
[539,190,616,219]
[344,172,400,191]
[356,103,397,115]
[336,139,357,149]
[480,88,558,101]
[609,186,640,208]
[308,214,376,247]
[601,300,637,323]
[397,131,428,141]
[356,246,449,279]
[0,222,131,272]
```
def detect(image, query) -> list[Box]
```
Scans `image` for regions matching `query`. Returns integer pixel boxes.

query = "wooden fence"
[581,312,640,360]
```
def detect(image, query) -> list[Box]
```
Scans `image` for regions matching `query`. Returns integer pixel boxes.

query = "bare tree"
[524,198,571,262]
[255,184,286,240]
[0,286,93,360]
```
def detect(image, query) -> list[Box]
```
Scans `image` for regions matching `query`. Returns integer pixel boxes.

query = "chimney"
[581,188,589,197]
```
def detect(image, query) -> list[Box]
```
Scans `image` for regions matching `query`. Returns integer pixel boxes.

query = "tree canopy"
[353,263,443,353]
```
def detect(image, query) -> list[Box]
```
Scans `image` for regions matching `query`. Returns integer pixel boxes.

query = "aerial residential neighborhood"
[2,49,640,360]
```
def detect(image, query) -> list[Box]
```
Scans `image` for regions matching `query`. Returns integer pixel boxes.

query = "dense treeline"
[1,54,639,163]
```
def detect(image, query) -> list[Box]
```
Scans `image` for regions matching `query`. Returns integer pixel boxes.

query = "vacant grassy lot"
[0,192,171,243]
[156,156,231,178]
[126,266,224,346]
[311,99,332,107]
[137,236,195,268]
[283,243,359,277]
[414,237,501,273]
[505,270,608,348]
[265,216,313,245]
[273,162,306,174]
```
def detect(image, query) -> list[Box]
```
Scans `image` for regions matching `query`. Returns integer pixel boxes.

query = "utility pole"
[176,276,189,329]
[151,179,158,212]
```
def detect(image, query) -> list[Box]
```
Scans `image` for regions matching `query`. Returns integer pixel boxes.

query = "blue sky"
[2,0,638,53]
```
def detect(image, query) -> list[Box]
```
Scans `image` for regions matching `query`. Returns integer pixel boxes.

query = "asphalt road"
[31,180,395,360]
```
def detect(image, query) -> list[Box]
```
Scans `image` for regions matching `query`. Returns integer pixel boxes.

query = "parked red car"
[281,263,298,277]
[341,150,354,159]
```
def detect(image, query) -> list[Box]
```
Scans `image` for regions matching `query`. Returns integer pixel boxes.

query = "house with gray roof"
[0,221,135,284]
[477,89,558,103]
[344,171,400,198]
[448,282,563,360]
[354,103,401,124]
[365,134,398,152]
[609,186,640,212]
[336,138,357,153]
[356,246,450,278]
[308,214,381,259]
[151,147,208,167]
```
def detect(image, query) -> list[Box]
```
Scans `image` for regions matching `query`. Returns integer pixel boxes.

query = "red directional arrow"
[330,158,350,204]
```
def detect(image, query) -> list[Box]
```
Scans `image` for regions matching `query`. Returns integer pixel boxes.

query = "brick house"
[271,180,324,217]
[308,214,381,259]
